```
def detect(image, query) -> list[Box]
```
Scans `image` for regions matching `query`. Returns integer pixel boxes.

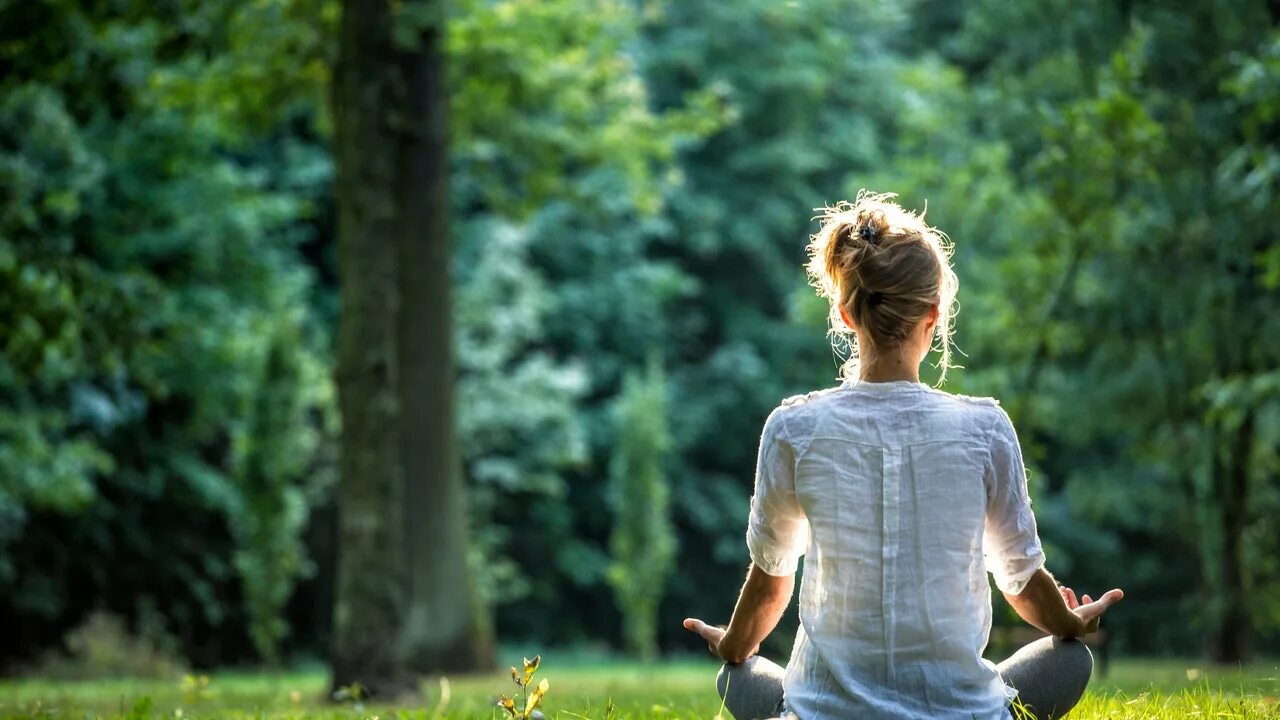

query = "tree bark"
[394,4,494,673]
[330,0,491,695]
[331,0,411,698]
[1207,411,1253,663]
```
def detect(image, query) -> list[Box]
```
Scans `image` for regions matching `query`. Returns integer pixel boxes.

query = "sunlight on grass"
[0,658,1276,719]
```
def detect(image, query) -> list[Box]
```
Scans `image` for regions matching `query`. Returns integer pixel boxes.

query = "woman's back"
[750,378,1042,719]
[685,192,1111,720]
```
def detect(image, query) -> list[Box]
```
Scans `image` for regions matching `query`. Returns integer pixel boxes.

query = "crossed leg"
[715,656,786,720]
[998,636,1094,719]
[715,637,1093,720]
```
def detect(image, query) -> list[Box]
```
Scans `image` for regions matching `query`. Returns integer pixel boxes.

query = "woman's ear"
[838,304,856,331]
[921,303,940,337]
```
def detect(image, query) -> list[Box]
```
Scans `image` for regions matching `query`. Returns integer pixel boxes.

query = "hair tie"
[867,290,884,307]
[859,224,880,246]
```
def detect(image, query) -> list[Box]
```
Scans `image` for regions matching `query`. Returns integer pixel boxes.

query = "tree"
[607,360,676,661]
[233,320,327,664]
[396,0,493,677]
[0,0,332,666]
[330,0,490,696]
[919,0,1280,660]
[443,0,723,646]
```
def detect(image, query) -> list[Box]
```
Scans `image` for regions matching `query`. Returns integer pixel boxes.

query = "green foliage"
[449,0,725,216]
[445,0,723,643]
[926,0,1280,657]
[0,0,333,662]
[456,218,588,606]
[147,0,334,134]
[4,0,1280,666]
[3,0,722,663]
[0,85,114,572]
[637,0,953,655]
[232,321,335,662]
[606,360,677,661]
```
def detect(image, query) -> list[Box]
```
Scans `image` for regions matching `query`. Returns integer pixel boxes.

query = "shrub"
[606,359,677,661]
[33,611,186,679]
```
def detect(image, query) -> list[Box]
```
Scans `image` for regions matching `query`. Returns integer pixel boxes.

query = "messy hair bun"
[805,189,959,383]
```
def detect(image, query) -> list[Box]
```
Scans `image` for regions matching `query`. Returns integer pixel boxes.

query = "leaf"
[511,666,523,686]
[497,693,517,717]
[523,678,550,717]
[521,655,541,685]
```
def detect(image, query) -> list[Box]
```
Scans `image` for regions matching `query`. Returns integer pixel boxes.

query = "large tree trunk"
[330,0,490,696]
[1206,411,1253,663]
[330,0,410,697]
[395,4,494,673]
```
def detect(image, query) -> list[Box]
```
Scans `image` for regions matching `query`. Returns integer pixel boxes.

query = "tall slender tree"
[331,0,490,696]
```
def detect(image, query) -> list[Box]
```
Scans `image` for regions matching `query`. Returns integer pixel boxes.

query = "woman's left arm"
[683,562,795,663]
[683,406,806,664]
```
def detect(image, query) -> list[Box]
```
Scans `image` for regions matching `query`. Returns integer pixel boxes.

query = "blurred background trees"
[1,0,1277,676]
[0,0,334,667]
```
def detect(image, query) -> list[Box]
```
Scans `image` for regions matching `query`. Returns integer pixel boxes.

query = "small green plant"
[124,697,153,720]
[497,655,550,720]
[179,674,215,704]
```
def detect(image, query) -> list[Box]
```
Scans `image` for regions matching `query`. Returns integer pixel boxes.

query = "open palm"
[1059,586,1124,635]
[681,618,759,662]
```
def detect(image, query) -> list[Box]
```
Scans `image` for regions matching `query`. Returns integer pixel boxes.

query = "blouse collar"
[840,377,930,392]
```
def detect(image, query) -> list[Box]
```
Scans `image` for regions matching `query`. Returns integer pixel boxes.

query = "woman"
[681,192,1123,720]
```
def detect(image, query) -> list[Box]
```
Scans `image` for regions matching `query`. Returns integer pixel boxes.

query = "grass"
[1,654,1278,719]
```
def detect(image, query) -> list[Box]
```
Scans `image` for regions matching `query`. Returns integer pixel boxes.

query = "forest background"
[2,0,1279,680]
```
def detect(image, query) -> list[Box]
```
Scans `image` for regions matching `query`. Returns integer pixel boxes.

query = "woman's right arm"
[984,406,1124,637]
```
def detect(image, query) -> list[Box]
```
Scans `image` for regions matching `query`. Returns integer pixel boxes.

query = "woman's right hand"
[682,618,726,656]
[1059,585,1125,635]
[682,618,760,664]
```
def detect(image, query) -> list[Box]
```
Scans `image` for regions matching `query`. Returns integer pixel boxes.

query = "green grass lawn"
[2,654,1277,719]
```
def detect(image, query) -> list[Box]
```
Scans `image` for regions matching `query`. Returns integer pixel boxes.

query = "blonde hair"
[805,190,959,385]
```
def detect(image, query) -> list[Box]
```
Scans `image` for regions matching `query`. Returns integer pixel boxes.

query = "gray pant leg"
[716,656,787,720]
[997,636,1094,719]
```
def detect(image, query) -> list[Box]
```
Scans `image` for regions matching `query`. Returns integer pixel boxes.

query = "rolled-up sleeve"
[745,408,809,576]
[982,407,1046,595]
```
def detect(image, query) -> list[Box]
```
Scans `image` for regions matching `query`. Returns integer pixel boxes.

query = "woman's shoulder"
[778,385,845,409]
[922,385,1003,409]
[763,386,839,431]
[922,387,1017,439]
[767,383,1014,443]
[760,385,844,442]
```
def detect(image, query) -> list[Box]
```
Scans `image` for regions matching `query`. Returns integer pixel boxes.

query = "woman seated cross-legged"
[682,192,1123,720]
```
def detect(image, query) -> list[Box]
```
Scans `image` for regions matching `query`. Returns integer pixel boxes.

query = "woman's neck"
[856,332,924,383]
[859,357,921,384]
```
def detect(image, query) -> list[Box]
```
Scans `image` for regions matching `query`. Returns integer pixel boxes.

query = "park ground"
[2,654,1278,720]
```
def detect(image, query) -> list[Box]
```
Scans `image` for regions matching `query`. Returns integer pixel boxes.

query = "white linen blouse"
[746,378,1045,720]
